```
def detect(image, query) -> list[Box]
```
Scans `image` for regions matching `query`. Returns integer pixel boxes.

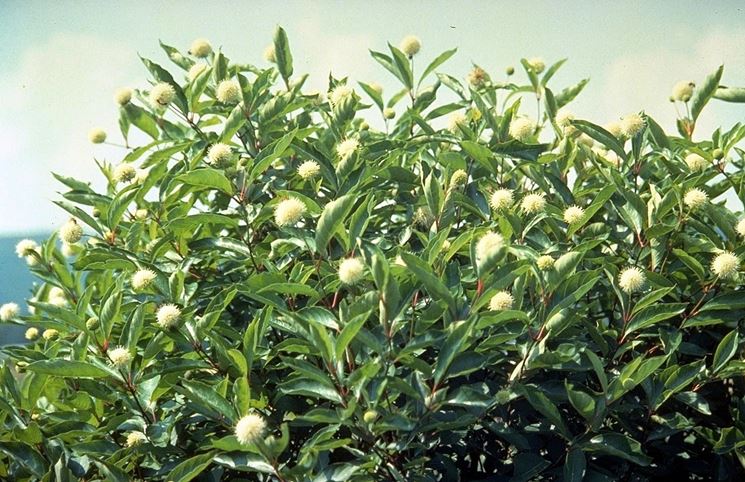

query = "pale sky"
[1,1,744,235]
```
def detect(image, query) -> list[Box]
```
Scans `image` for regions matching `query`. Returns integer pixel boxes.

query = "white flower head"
[448,111,467,132]
[563,205,585,224]
[671,81,695,102]
[509,117,536,141]
[217,79,242,104]
[59,219,83,244]
[521,193,546,215]
[329,84,354,108]
[736,218,745,239]
[527,57,545,73]
[190,38,212,58]
[156,304,181,329]
[450,169,468,188]
[88,128,107,144]
[536,255,555,271]
[297,160,321,180]
[25,327,39,340]
[235,413,267,445]
[684,188,708,209]
[263,44,276,63]
[132,269,157,291]
[126,431,147,448]
[187,63,207,81]
[113,163,136,184]
[467,66,489,88]
[620,113,645,138]
[604,121,623,138]
[336,138,360,161]
[108,346,132,367]
[476,232,504,260]
[399,35,421,56]
[490,189,514,211]
[207,143,233,167]
[274,198,307,227]
[42,329,59,341]
[619,266,646,294]
[684,153,709,171]
[339,258,365,285]
[134,209,148,221]
[149,82,176,108]
[489,291,514,311]
[0,303,19,321]
[114,88,132,106]
[555,108,575,128]
[712,251,739,279]
[16,239,39,258]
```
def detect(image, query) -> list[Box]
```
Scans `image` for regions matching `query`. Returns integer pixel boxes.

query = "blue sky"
[1,1,744,234]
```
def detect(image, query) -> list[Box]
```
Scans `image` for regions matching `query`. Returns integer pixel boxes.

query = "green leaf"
[387,43,414,89]
[314,193,356,255]
[714,86,745,103]
[567,184,615,236]
[565,381,596,422]
[166,452,215,482]
[123,103,160,139]
[520,385,571,438]
[418,48,457,87]
[564,449,586,482]
[626,303,686,336]
[572,119,627,162]
[433,320,472,385]
[712,330,739,373]
[176,168,233,194]
[582,433,652,466]
[25,360,110,378]
[167,213,238,232]
[179,381,237,421]
[400,252,455,310]
[691,65,723,122]
[0,442,48,476]
[273,26,294,82]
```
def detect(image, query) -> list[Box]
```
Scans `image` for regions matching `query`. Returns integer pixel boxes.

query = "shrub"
[2,28,745,481]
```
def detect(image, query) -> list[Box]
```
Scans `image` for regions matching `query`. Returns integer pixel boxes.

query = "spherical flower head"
[413,206,434,228]
[88,128,107,144]
[134,209,148,221]
[114,87,132,106]
[684,153,709,171]
[450,169,468,188]
[563,205,585,224]
[108,346,132,367]
[207,143,233,167]
[737,218,745,239]
[619,266,646,294]
[126,431,147,448]
[555,108,575,128]
[49,287,65,300]
[604,121,623,138]
[263,44,276,63]
[133,168,148,185]
[149,82,176,108]
[620,113,645,138]
[671,80,695,102]
[235,413,267,445]
[336,138,359,161]
[363,409,378,423]
[190,38,212,58]
[399,35,421,56]
[297,160,321,180]
[712,251,739,279]
[684,188,708,209]
[187,63,207,82]
[521,193,546,215]
[383,107,396,120]
[448,112,467,132]
[25,327,39,341]
[509,117,535,141]
[132,269,157,291]
[467,66,489,88]
[527,57,545,74]
[329,84,354,108]
[0,303,19,321]
[489,291,514,311]
[368,82,383,95]
[15,239,39,258]
[42,329,59,341]
[536,255,555,271]
[490,189,514,211]
[49,295,68,308]
[156,304,181,329]
[59,219,83,244]
[339,257,365,285]
[274,198,307,227]
[86,317,99,330]
[476,232,504,260]
[217,80,242,104]
[113,163,136,184]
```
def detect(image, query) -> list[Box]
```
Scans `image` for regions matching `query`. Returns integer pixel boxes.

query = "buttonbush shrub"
[2,28,745,481]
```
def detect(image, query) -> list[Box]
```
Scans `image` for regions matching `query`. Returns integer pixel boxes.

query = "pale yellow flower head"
[526,57,545,73]
[88,128,107,144]
[235,413,267,445]
[619,266,645,293]
[604,121,623,138]
[736,218,745,239]
[489,291,514,311]
[620,113,645,138]
[297,160,321,180]
[59,219,83,244]
[509,117,535,141]
[126,431,147,448]
[25,327,39,340]
[536,255,555,271]
[132,269,157,291]
[274,198,307,227]
[490,189,514,211]
[521,193,546,215]
[149,82,176,108]
[216,80,242,104]
[339,258,365,285]
[190,38,213,58]
[684,153,708,171]
[399,35,422,56]
[156,304,181,329]
[684,188,708,209]
[114,88,133,106]
[711,251,739,279]
[329,84,354,108]
[448,112,467,132]
[113,163,136,184]
[476,232,504,260]
[450,169,468,188]
[15,239,39,258]
[563,205,585,224]
[0,303,19,321]
[207,143,233,167]
[108,346,132,367]
[42,329,59,341]
[336,138,360,161]
[671,80,695,102]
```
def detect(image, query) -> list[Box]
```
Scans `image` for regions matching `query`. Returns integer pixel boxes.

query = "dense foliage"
[2,27,745,481]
